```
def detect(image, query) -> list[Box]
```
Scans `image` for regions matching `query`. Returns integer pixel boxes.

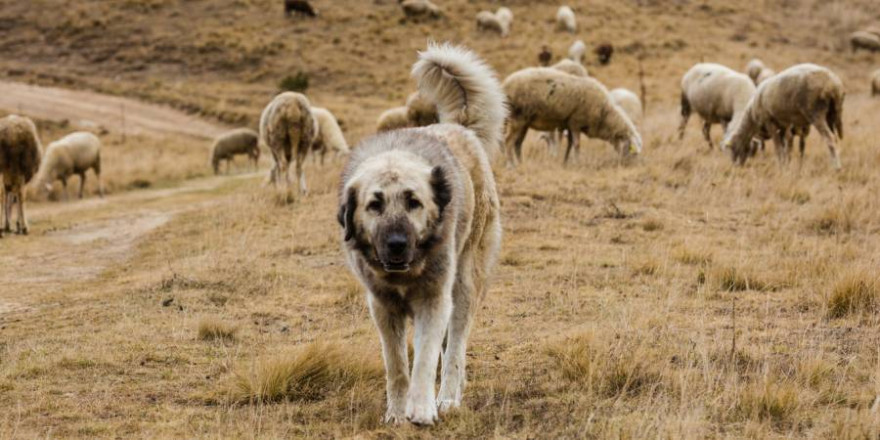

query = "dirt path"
[0,81,228,139]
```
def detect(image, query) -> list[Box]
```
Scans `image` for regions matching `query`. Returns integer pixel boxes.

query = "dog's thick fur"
[0,115,42,236]
[338,43,505,426]
[259,92,316,194]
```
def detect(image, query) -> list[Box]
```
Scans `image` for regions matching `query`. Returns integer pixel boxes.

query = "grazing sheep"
[865,26,880,38]
[405,91,439,127]
[0,115,42,236]
[678,63,756,150]
[259,92,316,194]
[746,58,765,83]
[284,0,317,17]
[496,7,513,27]
[538,45,553,66]
[376,106,410,132]
[556,6,576,33]
[568,40,587,64]
[609,88,643,126]
[503,67,642,166]
[401,0,441,19]
[310,107,349,165]
[595,43,614,65]
[476,10,509,37]
[36,132,103,200]
[211,128,259,175]
[551,59,589,77]
[851,31,880,53]
[723,64,844,169]
[756,67,776,85]
[872,69,880,97]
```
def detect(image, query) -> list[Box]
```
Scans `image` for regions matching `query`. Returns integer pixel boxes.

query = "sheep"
[677,63,756,150]
[259,92,316,194]
[35,131,103,200]
[745,58,765,83]
[595,43,614,65]
[850,31,880,53]
[376,106,410,132]
[556,6,576,33]
[568,40,586,64]
[538,45,553,66]
[872,69,880,97]
[609,88,643,126]
[0,115,42,236]
[865,26,880,38]
[210,128,259,175]
[503,67,642,166]
[310,107,349,165]
[756,67,776,85]
[401,0,441,19]
[405,91,438,127]
[496,7,513,27]
[284,0,317,17]
[723,63,844,169]
[476,11,509,37]
[550,59,589,77]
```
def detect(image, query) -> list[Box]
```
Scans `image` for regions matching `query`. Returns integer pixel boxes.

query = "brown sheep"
[851,31,880,53]
[0,115,42,236]
[211,128,260,175]
[284,0,317,17]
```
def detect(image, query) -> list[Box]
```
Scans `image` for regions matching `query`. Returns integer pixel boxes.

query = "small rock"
[161,298,174,307]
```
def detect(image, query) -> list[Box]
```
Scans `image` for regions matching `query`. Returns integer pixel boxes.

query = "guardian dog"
[338,43,505,426]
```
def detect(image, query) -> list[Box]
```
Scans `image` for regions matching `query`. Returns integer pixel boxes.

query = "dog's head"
[339,151,452,275]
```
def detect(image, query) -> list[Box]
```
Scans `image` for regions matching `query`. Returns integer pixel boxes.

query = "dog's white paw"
[406,399,438,426]
[436,398,460,415]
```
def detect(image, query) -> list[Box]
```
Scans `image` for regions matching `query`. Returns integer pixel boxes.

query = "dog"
[337,43,505,426]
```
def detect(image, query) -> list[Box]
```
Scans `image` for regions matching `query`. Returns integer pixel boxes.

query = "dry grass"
[197,317,238,342]
[1,0,880,438]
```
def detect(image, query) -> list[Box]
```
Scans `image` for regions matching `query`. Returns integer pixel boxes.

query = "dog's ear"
[338,187,357,241]
[430,166,452,216]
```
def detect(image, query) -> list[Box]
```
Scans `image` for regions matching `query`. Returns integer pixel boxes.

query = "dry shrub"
[547,333,663,399]
[714,266,769,292]
[225,343,383,404]
[810,200,860,235]
[827,271,879,319]
[197,317,238,342]
[735,379,800,428]
[673,246,713,266]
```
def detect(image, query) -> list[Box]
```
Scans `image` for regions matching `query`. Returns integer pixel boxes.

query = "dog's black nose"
[386,233,408,256]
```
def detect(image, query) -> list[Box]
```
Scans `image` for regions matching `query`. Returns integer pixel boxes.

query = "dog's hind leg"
[368,296,409,425]
[406,281,452,426]
[438,253,475,414]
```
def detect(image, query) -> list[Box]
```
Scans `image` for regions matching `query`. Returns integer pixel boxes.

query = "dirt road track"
[0,80,227,139]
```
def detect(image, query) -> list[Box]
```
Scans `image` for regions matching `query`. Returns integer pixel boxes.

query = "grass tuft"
[735,379,800,427]
[197,317,238,342]
[715,266,768,292]
[224,343,382,404]
[826,271,878,319]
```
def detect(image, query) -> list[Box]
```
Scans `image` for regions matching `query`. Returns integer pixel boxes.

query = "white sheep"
[723,63,845,169]
[851,31,880,53]
[609,88,643,126]
[678,63,756,149]
[259,92,316,194]
[210,128,259,175]
[35,131,104,199]
[0,115,42,236]
[745,58,765,83]
[503,67,642,166]
[310,107,349,165]
[401,0,441,19]
[476,10,509,37]
[496,7,513,27]
[756,67,776,85]
[568,40,587,64]
[376,106,410,132]
[872,69,880,97]
[556,6,576,33]
[551,58,588,77]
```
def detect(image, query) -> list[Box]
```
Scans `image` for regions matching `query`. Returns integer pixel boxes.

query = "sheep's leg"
[15,186,27,235]
[677,106,691,141]
[811,116,841,170]
[295,148,308,195]
[563,125,580,165]
[504,120,527,168]
[320,148,326,167]
[1,186,8,234]
[770,126,787,167]
[61,177,69,201]
[702,121,714,150]
[78,172,86,199]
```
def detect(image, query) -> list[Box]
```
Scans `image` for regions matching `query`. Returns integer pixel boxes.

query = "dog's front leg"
[368,295,409,424]
[406,282,453,426]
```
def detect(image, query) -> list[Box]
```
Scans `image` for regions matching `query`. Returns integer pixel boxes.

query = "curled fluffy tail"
[412,42,507,159]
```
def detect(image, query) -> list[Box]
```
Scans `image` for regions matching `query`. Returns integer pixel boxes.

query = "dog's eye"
[367,200,384,213]
[407,198,422,211]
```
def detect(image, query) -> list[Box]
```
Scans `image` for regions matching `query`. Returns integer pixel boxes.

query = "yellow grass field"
[1,0,880,438]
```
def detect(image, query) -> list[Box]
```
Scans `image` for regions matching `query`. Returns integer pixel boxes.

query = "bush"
[279,72,309,93]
